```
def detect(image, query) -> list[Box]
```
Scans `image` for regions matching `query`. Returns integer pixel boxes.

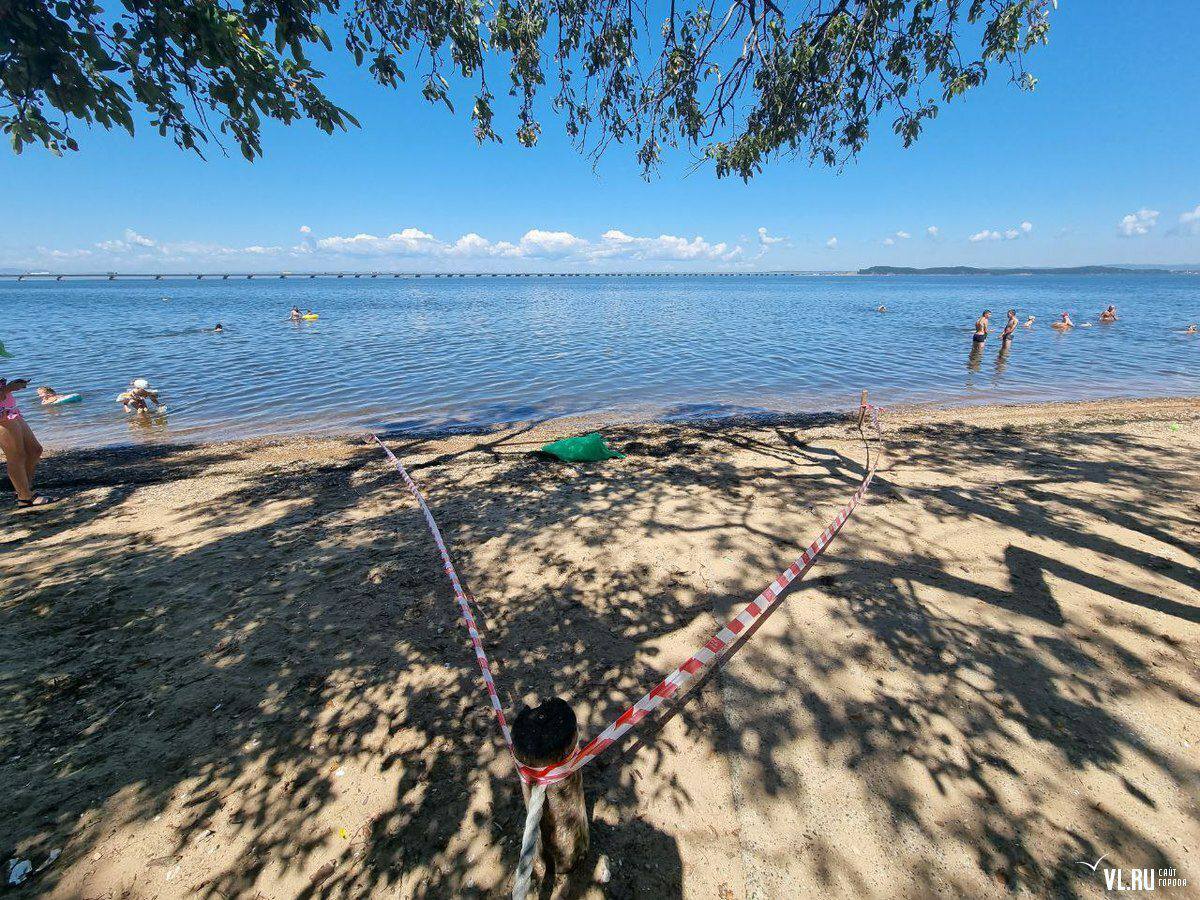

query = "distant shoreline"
[856,265,1198,276]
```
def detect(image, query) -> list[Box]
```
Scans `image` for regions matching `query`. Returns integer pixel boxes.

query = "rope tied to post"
[373,393,884,888]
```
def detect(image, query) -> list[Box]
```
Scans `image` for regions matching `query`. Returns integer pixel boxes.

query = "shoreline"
[5,394,1198,898]
[30,393,1200,460]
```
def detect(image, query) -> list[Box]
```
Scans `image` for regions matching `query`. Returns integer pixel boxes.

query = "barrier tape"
[373,403,882,786]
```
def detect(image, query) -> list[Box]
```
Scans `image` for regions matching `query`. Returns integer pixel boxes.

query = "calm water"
[1,274,1197,448]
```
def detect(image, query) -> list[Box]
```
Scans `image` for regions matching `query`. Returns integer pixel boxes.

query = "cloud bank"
[14,225,749,272]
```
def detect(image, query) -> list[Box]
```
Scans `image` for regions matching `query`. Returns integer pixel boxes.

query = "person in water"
[213,323,224,333]
[877,305,887,313]
[1186,324,1198,334]
[117,378,161,414]
[0,376,50,508]
[1099,305,1118,323]
[37,386,78,405]
[1022,315,1036,327]
[973,310,991,344]
[290,307,302,321]
[1052,312,1074,330]
[1001,309,1018,347]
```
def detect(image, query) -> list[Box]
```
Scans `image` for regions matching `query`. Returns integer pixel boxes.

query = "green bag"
[540,432,625,462]
[0,341,12,358]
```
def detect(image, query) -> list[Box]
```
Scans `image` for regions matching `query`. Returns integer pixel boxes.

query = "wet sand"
[2,397,1198,898]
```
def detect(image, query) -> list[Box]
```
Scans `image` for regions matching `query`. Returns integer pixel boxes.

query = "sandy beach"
[2,397,1198,898]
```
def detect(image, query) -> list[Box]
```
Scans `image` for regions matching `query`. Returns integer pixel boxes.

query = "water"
[1,274,1196,448]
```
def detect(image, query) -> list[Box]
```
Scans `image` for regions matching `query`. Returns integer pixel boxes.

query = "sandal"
[15,495,54,508]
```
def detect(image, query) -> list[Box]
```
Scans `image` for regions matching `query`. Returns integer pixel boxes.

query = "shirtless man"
[1099,305,1118,322]
[973,310,991,345]
[1000,309,1018,347]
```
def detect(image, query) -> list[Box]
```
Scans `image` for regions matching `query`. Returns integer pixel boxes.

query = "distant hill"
[857,265,1189,276]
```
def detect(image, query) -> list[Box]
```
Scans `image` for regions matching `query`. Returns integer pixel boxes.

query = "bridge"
[0,271,819,281]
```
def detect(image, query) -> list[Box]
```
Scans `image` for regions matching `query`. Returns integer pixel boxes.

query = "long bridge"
[0,271,824,281]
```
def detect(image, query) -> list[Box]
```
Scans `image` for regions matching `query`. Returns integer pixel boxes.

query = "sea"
[1,273,1196,448]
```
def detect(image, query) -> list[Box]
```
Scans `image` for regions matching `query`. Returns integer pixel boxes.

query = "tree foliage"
[1,0,1053,177]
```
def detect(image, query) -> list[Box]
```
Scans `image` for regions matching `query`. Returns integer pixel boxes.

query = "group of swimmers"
[971,304,1124,346]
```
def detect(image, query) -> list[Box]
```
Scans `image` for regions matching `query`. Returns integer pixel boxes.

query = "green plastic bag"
[540,432,625,462]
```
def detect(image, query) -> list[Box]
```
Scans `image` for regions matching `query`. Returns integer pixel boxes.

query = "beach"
[2,397,1198,898]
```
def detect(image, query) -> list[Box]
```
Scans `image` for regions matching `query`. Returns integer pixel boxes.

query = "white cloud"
[971,220,1033,243]
[926,226,939,237]
[895,230,910,240]
[826,237,838,250]
[594,230,740,262]
[1117,208,1159,237]
[756,227,785,246]
[1177,204,1200,235]
[882,230,909,245]
[969,229,1002,243]
[299,225,312,234]
[882,237,895,246]
[519,229,589,257]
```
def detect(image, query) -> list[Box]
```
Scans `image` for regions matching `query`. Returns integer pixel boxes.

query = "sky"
[1,1,1198,274]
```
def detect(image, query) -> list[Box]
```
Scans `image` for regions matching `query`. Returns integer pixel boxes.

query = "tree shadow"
[2,410,1196,897]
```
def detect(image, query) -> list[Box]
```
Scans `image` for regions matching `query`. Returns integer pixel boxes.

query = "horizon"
[2,3,1198,274]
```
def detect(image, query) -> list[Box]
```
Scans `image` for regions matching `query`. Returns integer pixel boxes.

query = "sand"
[2,397,1197,898]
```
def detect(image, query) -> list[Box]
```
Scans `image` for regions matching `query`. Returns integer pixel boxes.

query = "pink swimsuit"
[0,390,20,421]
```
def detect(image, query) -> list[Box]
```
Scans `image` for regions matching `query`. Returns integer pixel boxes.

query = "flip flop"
[15,495,55,508]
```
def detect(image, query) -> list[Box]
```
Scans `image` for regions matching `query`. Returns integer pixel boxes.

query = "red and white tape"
[374,404,882,785]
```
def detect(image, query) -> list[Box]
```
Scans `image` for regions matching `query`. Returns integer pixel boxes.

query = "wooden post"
[512,699,589,873]
[857,389,869,429]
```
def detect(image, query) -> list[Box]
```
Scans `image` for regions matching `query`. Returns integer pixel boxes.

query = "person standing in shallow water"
[1000,309,1017,349]
[0,376,51,508]
[973,310,991,344]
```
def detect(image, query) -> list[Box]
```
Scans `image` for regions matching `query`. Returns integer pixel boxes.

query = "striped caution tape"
[373,403,882,785]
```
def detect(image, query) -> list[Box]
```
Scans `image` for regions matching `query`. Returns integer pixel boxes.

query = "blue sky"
[2,1,1198,273]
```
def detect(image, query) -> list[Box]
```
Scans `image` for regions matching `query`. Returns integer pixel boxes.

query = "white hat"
[132,378,151,390]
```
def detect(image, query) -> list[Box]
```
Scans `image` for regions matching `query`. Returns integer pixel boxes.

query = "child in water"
[1051,312,1074,330]
[1023,315,1036,327]
[37,386,81,405]
[1099,305,1118,322]
[117,379,162,414]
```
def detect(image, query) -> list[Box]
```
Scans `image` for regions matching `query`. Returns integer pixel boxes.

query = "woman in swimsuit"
[0,377,51,508]
[973,310,991,344]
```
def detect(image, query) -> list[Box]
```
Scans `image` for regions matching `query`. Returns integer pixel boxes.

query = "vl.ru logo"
[1077,856,1189,892]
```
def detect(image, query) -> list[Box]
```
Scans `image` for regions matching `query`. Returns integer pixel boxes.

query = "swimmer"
[1000,309,1017,346]
[37,386,81,405]
[213,323,224,333]
[877,305,887,313]
[1051,312,1074,331]
[972,309,991,344]
[117,378,161,414]
[1022,315,1036,328]
[1099,305,1118,323]
[1186,323,1198,334]
[290,307,302,321]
